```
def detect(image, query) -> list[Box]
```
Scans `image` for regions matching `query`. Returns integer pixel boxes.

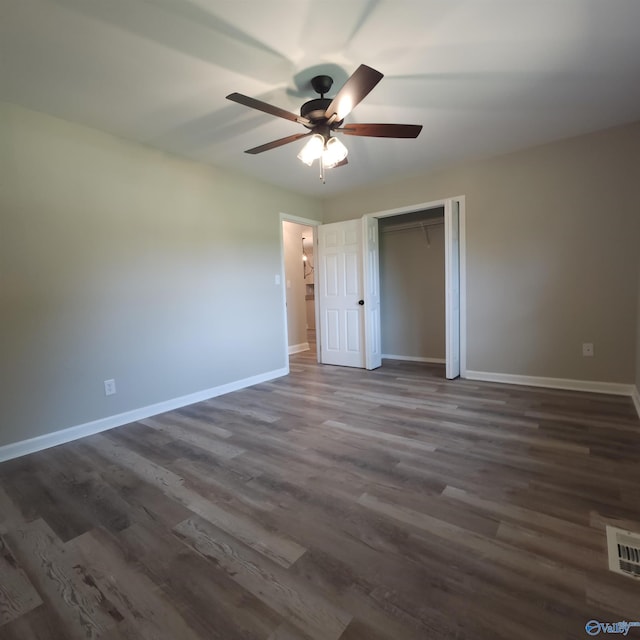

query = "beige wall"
[282,221,311,349]
[325,122,640,383]
[636,257,640,395]
[0,102,321,448]
[380,223,445,360]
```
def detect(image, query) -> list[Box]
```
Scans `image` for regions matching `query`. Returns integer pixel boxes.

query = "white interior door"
[363,215,381,370]
[317,220,366,368]
[445,199,460,379]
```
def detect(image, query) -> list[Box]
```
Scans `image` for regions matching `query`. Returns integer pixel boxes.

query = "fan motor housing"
[300,98,332,124]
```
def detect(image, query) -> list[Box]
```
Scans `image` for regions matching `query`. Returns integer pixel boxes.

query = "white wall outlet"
[104,379,117,396]
[582,343,594,357]
[286,279,291,289]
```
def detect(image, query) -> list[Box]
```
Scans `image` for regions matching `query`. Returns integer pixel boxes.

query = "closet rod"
[380,220,444,234]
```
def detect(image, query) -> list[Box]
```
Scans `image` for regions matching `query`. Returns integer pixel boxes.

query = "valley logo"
[585,620,640,636]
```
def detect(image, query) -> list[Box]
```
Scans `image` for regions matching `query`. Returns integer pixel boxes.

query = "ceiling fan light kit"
[323,136,348,168]
[297,133,324,166]
[226,64,423,183]
[297,134,348,166]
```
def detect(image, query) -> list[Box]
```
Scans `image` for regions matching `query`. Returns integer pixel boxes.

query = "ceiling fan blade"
[245,132,311,155]
[333,157,348,168]
[227,93,310,126]
[324,64,383,122]
[338,123,423,138]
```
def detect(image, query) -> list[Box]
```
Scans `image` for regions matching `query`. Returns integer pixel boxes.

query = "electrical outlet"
[582,343,594,357]
[104,379,117,396]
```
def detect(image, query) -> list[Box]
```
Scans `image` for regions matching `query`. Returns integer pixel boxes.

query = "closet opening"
[378,206,446,366]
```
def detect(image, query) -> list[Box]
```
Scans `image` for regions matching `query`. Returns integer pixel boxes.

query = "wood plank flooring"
[1,352,640,639]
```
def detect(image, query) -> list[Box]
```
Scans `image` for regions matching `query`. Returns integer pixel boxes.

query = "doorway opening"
[281,220,317,358]
[366,197,464,378]
[378,206,446,365]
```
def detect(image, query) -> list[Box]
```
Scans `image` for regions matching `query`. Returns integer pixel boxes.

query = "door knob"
[358,300,364,305]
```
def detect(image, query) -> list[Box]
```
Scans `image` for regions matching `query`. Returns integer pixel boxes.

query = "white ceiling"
[3,0,640,197]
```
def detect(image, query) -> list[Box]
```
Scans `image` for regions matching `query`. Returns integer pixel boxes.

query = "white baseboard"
[465,370,635,397]
[382,354,445,364]
[0,366,289,464]
[288,342,310,355]
[632,386,640,420]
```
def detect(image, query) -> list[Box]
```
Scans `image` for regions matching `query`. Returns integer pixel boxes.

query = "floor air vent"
[606,525,640,579]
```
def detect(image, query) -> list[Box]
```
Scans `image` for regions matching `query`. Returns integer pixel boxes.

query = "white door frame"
[279,212,322,367]
[362,196,467,377]
[363,215,381,370]
[444,199,461,379]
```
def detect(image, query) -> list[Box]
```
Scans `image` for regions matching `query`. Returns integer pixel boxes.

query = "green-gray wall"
[324,122,640,384]
[0,102,321,449]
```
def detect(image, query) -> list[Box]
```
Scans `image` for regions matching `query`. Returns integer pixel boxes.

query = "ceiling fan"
[226,64,423,181]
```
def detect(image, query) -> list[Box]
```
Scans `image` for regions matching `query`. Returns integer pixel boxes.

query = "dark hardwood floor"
[1,352,640,639]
